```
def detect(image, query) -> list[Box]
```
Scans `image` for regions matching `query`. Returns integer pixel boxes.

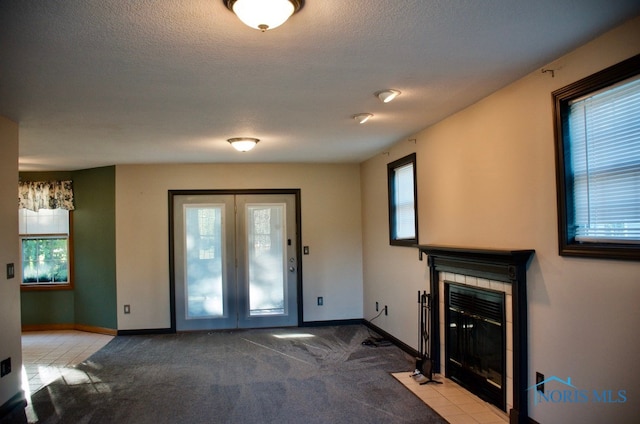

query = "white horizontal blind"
[19,208,70,285]
[394,163,416,239]
[568,75,640,242]
[19,208,69,235]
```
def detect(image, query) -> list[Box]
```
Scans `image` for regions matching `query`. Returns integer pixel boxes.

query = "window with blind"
[19,208,73,289]
[553,54,640,260]
[388,153,418,246]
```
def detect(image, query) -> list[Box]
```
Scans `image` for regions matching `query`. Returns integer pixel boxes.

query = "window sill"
[390,239,419,248]
[21,284,74,292]
[560,242,640,261]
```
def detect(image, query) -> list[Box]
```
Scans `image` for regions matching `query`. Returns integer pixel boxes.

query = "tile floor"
[393,372,508,424]
[21,330,114,397]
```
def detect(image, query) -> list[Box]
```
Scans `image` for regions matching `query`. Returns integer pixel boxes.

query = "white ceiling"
[1,1,639,171]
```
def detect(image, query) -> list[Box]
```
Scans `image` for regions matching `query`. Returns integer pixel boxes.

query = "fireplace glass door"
[446,283,506,410]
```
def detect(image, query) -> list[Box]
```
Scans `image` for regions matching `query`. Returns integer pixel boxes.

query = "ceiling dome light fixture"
[228,137,260,152]
[353,113,373,124]
[224,0,303,32]
[375,89,401,103]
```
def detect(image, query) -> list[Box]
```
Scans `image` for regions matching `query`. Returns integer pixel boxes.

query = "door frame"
[168,188,302,332]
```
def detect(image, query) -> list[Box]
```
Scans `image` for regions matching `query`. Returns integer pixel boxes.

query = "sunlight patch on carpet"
[272,333,315,339]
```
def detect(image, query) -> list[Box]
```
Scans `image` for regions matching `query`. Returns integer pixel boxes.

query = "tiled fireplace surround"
[418,246,534,424]
[439,272,513,412]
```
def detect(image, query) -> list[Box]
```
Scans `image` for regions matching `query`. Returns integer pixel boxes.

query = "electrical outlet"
[384,305,388,316]
[0,358,11,378]
[536,372,545,393]
[124,304,131,314]
[317,297,323,306]
[375,302,379,312]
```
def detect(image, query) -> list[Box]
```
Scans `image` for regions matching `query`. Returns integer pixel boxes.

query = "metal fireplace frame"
[418,245,534,424]
[446,282,507,410]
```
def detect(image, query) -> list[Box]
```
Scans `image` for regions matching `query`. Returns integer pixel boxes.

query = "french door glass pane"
[247,204,286,316]
[184,205,225,319]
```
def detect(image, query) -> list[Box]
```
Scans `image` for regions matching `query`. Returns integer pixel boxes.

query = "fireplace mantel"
[417,245,534,424]
[418,245,534,282]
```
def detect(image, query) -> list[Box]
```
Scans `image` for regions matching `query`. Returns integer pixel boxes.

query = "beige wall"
[361,17,640,424]
[0,116,22,408]
[361,141,429,346]
[115,163,363,330]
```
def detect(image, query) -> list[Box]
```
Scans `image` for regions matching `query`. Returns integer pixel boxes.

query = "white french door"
[172,193,298,331]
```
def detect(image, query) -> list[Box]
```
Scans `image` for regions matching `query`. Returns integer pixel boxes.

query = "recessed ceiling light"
[375,89,401,103]
[353,113,373,124]
[227,137,260,151]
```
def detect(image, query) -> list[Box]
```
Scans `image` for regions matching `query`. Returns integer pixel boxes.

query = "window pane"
[554,54,640,258]
[388,153,418,245]
[20,208,71,286]
[21,238,68,284]
[568,75,640,242]
[247,204,286,316]
[184,205,224,319]
[394,163,416,239]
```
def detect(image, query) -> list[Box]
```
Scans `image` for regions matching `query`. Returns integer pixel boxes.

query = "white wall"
[0,116,22,410]
[361,17,640,424]
[115,163,363,330]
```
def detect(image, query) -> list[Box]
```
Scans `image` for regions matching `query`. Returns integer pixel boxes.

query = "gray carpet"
[4,325,446,423]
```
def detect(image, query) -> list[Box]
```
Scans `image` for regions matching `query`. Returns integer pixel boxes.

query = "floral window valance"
[18,180,75,211]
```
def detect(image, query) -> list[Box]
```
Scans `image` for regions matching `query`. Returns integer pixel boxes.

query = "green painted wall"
[20,171,75,326]
[19,167,117,329]
[73,166,117,329]
[20,290,75,324]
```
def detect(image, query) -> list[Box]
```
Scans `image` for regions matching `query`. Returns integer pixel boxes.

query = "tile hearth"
[393,372,508,424]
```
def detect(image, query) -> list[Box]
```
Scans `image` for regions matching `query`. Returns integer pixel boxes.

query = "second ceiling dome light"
[228,137,260,152]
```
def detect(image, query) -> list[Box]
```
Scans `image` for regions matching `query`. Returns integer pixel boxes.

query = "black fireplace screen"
[446,283,506,410]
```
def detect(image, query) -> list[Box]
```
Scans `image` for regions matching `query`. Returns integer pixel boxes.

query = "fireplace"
[446,283,506,409]
[417,246,534,424]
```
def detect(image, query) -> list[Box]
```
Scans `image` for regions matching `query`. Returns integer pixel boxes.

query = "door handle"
[289,266,295,272]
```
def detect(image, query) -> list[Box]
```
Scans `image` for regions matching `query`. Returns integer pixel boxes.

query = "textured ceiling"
[1,0,639,171]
